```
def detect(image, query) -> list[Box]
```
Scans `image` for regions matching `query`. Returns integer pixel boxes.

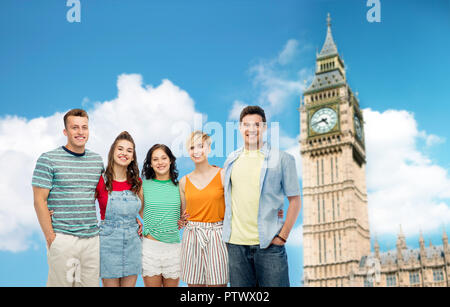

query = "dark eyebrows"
[117,145,134,151]
[152,152,169,160]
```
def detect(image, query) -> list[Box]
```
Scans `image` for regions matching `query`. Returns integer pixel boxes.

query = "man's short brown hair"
[239,105,266,123]
[63,109,89,128]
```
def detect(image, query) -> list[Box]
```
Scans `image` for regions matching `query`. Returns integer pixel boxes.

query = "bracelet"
[276,234,287,243]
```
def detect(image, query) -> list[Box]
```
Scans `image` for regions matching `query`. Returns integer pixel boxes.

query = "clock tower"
[300,14,370,287]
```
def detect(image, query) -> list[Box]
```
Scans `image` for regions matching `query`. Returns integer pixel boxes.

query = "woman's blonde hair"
[186,131,211,149]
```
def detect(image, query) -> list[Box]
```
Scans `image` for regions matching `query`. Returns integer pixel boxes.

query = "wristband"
[276,234,287,243]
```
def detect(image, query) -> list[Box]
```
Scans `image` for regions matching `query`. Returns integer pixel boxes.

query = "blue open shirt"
[222,142,301,249]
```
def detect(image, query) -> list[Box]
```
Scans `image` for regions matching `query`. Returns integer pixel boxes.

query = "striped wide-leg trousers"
[181,221,229,285]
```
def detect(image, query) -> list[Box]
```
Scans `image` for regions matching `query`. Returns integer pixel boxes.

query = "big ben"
[300,14,371,287]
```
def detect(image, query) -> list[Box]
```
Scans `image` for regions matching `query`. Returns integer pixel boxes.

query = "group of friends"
[32,105,302,287]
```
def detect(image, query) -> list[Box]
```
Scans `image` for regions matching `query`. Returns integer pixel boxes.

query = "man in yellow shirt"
[223,106,302,287]
[229,148,264,245]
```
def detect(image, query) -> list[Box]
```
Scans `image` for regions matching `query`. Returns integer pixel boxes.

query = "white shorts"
[181,221,229,285]
[142,238,181,280]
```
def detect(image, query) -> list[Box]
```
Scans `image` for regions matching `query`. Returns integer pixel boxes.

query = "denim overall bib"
[99,188,142,279]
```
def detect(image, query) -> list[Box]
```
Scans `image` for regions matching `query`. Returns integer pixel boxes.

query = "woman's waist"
[186,209,224,223]
[185,220,224,230]
[185,201,224,221]
[143,228,180,243]
[143,213,179,229]
[143,225,179,234]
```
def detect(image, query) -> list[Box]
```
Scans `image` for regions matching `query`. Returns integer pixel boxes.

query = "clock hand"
[312,118,326,126]
[311,120,323,126]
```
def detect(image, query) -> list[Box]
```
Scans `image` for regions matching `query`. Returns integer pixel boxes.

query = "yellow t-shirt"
[229,149,264,245]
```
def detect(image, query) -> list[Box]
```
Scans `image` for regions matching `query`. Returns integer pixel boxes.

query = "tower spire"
[317,13,338,59]
[397,224,407,250]
[374,235,380,259]
[305,13,346,94]
[419,230,425,253]
[443,227,449,252]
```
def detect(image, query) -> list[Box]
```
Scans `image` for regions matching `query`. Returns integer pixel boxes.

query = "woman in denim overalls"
[96,131,144,287]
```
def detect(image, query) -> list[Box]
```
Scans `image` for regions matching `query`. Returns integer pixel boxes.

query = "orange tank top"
[185,168,225,223]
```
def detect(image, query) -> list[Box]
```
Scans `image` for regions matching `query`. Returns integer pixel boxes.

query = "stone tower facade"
[300,14,371,287]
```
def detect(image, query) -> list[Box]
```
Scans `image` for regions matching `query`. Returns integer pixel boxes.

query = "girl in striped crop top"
[140,144,182,287]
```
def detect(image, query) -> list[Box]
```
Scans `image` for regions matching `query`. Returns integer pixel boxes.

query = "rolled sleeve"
[281,153,300,197]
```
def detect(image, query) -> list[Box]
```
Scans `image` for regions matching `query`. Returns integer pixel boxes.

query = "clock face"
[310,107,338,134]
[354,116,363,140]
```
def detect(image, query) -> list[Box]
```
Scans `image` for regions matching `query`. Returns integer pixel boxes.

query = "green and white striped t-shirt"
[32,146,104,237]
[142,179,181,244]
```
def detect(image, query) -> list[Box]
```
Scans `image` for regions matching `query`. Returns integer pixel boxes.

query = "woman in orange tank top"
[178,131,284,287]
[179,131,229,287]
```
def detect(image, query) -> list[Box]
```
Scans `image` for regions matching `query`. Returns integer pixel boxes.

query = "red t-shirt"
[96,175,141,220]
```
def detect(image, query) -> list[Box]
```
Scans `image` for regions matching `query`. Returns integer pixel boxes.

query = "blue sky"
[1,0,449,286]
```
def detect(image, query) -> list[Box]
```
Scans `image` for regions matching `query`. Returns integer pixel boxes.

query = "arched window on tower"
[319,236,322,264]
[322,198,326,223]
[333,232,337,261]
[337,192,340,218]
[317,197,321,224]
[331,157,334,183]
[332,194,335,221]
[335,156,338,181]
[321,158,325,184]
[317,160,320,186]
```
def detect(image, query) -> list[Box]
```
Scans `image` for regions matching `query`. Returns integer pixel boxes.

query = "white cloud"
[278,39,299,65]
[0,74,205,252]
[226,39,307,181]
[249,61,304,118]
[281,134,302,180]
[420,132,445,147]
[228,38,313,121]
[228,100,247,121]
[364,108,450,236]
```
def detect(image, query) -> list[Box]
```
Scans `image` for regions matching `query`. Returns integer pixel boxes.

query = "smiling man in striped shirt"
[32,109,104,287]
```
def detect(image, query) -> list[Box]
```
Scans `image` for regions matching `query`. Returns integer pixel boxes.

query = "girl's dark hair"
[104,131,142,195]
[141,144,179,185]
